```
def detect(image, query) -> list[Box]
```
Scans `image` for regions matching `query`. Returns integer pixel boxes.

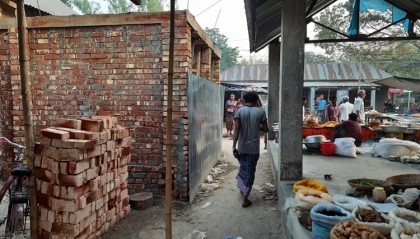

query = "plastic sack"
[293,179,328,193]
[389,208,420,229]
[353,205,395,236]
[391,222,420,239]
[334,137,357,158]
[402,188,420,206]
[310,202,354,239]
[387,194,406,207]
[332,194,368,212]
[295,189,332,210]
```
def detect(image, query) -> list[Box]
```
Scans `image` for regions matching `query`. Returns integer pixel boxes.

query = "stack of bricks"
[34,116,131,239]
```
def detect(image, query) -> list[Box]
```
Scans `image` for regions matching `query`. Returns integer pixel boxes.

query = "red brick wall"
[1,12,196,200]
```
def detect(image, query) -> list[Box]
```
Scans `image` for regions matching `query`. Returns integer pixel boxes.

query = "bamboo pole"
[165,0,175,238]
[16,0,38,238]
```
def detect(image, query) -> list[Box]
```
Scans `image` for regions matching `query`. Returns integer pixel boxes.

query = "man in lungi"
[232,92,269,208]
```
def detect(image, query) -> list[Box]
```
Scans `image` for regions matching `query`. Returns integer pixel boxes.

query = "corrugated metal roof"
[220,63,393,82]
[244,0,420,52]
[25,0,78,16]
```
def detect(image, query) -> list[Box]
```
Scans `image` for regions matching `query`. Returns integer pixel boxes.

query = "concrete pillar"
[371,89,376,110]
[278,0,306,181]
[267,41,280,140]
[310,87,316,111]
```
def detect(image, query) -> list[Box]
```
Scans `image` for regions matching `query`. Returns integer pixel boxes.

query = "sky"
[95,0,327,60]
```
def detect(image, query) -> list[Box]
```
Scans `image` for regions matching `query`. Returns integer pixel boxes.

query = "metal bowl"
[304,135,327,150]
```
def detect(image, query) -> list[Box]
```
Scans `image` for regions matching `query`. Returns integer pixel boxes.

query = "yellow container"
[293,179,328,193]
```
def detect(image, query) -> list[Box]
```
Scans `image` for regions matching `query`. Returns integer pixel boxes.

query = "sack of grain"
[353,205,395,235]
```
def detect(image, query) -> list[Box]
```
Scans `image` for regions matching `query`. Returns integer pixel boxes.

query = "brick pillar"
[35,116,130,238]
[212,58,220,84]
[200,47,211,80]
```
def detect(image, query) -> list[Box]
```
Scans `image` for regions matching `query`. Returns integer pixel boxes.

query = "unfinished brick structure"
[35,117,130,238]
[0,11,221,201]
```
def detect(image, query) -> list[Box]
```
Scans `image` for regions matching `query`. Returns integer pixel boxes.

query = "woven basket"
[330,222,386,239]
[386,174,420,190]
[347,179,392,192]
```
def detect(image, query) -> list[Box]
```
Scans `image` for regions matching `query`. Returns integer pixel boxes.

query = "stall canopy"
[373,76,420,92]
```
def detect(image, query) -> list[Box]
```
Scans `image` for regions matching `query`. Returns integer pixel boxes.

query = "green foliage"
[139,0,165,12]
[60,0,73,7]
[305,52,332,63]
[205,28,239,72]
[72,0,101,15]
[108,0,138,13]
[313,2,420,78]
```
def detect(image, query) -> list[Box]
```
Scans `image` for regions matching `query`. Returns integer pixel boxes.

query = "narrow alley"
[103,137,282,239]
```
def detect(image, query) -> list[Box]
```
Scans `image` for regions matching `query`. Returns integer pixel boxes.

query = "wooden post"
[165,0,175,238]
[16,0,38,238]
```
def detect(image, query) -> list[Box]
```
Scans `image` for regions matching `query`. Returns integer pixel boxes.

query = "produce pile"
[322,121,339,127]
[356,208,388,223]
[331,222,385,239]
[367,120,382,130]
[304,118,320,128]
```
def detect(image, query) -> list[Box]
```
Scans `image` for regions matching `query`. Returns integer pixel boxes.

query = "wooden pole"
[16,0,38,238]
[165,0,175,238]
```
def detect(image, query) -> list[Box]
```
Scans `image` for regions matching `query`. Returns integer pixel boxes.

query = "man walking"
[338,96,353,122]
[233,92,268,208]
[353,90,366,123]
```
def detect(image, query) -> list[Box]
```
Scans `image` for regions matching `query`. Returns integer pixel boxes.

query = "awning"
[373,76,420,92]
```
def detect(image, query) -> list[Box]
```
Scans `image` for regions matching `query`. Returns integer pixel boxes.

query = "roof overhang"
[244,0,420,52]
[373,76,420,91]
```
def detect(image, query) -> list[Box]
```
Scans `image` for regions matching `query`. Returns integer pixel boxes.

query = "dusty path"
[103,137,282,239]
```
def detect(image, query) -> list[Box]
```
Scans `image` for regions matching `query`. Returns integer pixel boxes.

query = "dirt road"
[103,137,282,239]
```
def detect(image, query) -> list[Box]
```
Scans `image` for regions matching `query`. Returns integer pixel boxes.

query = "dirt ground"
[102,137,282,239]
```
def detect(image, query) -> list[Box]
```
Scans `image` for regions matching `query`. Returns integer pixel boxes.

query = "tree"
[139,0,166,12]
[205,28,240,72]
[108,0,138,13]
[305,52,332,63]
[72,0,101,15]
[313,1,420,78]
[60,0,72,7]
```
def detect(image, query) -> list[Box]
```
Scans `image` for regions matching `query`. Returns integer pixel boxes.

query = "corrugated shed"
[25,0,78,16]
[220,63,393,82]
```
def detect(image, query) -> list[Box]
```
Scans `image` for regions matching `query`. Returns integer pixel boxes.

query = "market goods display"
[295,188,332,210]
[353,206,395,235]
[368,120,382,130]
[322,121,339,128]
[310,202,354,239]
[304,118,320,128]
[391,222,420,239]
[293,179,328,193]
[411,113,420,117]
[347,179,392,192]
[389,208,420,227]
[386,175,420,191]
[332,194,368,212]
[330,222,386,239]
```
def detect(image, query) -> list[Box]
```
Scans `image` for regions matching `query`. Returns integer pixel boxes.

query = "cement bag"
[332,194,368,212]
[310,202,354,239]
[295,189,332,210]
[353,205,395,236]
[389,208,420,230]
[391,222,420,239]
[334,137,357,158]
[293,179,328,193]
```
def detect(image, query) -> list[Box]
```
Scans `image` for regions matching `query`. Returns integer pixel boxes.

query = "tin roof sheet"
[25,0,78,16]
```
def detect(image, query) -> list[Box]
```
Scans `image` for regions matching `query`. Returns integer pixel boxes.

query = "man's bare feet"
[242,198,252,208]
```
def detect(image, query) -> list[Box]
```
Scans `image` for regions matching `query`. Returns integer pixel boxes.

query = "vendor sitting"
[407,103,420,115]
[332,113,362,147]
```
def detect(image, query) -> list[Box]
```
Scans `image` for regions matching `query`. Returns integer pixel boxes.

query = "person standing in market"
[303,96,308,121]
[338,96,354,122]
[233,92,268,208]
[353,90,366,123]
[237,98,244,110]
[225,93,237,137]
[407,103,420,115]
[325,96,340,122]
[315,94,327,123]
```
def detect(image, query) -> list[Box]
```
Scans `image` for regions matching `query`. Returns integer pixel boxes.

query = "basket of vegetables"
[330,221,386,239]
[348,179,392,192]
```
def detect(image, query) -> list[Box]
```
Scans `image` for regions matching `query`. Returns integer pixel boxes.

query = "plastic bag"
[402,188,420,206]
[334,137,357,158]
[353,205,395,236]
[332,194,368,212]
[295,189,332,210]
[310,202,354,239]
[293,179,328,193]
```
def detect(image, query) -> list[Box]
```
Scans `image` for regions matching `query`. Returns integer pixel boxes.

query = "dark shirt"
[342,120,362,146]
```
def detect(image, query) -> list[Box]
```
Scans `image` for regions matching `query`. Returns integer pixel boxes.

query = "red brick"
[68,159,90,174]
[81,118,104,132]
[58,172,87,187]
[51,222,80,236]
[41,128,70,140]
[55,119,82,130]
[52,198,77,212]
